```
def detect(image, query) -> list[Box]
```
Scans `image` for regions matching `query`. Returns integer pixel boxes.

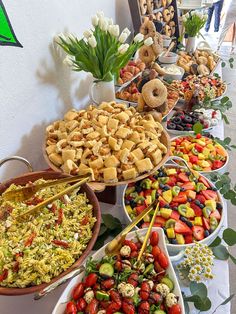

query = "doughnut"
[137,94,146,112]
[169,20,176,36]
[197,64,210,76]
[162,0,167,7]
[139,0,147,15]
[154,0,162,9]
[169,5,175,19]
[147,0,154,13]
[163,9,171,23]
[197,56,208,65]
[156,12,163,22]
[164,24,172,37]
[140,18,156,38]
[142,79,168,108]
[152,62,166,75]
[139,45,156,65]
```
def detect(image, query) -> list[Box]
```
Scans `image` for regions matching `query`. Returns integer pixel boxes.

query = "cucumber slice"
[99,263,114,278]
[161,276,174,291]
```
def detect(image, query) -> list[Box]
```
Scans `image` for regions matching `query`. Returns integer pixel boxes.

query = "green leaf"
[190,282,208,300]
[223,228,236,246]
[224,137,231,145]
[221,294,235,306]
[229,57,234,63]
[221,96,229,104]
[229,254,236,264]
[92,231,108,250]
[212,245,230,260]
[99,223,107,236]
[231,198,236,205]
[209,236,221,247]
[194,296,212,311]
[230,63,234,69]
[193,122,203,135]
[224,190,236,200]
[222,113,230,124]
[222,61,226,67]
[184,295,200,303]
[102,214,122,230]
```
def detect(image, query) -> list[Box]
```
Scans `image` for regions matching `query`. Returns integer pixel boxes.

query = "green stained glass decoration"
[0,0,22,47]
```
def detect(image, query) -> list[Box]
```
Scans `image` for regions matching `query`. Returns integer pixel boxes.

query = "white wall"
[0,0,132,181]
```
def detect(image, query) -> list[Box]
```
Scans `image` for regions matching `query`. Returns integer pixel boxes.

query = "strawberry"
[190,156,199,164]
[210,209,221,220]
[192,226,205,240]
[199,176,210,188]
[135,205,147,215]
[203,217,210,230]
[185,234,193,244]
[196,133,202,139]
[182,182,195,191]
[170,210,180,221]
[191,202,202,216]
[178,173,189,183]
[201,190,218,201]
[195,143,204,153]
[174,220,192,235]
[212,160,224,170]
[196,194,206,204]
[155,216,166,226]
[173,192,187,204]
[141,222,162,228]
[167,175,177,186]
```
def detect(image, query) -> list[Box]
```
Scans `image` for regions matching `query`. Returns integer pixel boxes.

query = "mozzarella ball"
[165,292,178,308]
[118,282,135,298]
[84,290,94,304]
[120,245,131,257]
[155,283,170,298]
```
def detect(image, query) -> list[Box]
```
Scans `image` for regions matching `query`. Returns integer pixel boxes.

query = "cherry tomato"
[76,298,86,311]
[140,282,150,301]
[138,301,150,314]
[72,282,84,300]
[123,239,138,251]
[101,278,115,290]
[65,301,77,314]
[115,260,122,272]
[100,300,111,309]
[0,269,8,282]
[110,290,122,305]
[128,273,139,287]
[130,250,138,258]
[85,273,98,287]
[85,298,99,314]
[150,231,159,246]
[158,252,169,269]
[106,302,122,314]
[122,298,135,314]
[149,292,162,304]
[154,261,164,274]
[152,245,161,260]
[168,304,182,314]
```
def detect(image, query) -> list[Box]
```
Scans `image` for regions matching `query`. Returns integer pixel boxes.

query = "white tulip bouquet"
[56,11,152,82]
[182,10,208,37]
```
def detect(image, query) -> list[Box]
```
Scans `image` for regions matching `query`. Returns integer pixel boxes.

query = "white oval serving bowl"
[159,52,178,64]
[52,227,185,314]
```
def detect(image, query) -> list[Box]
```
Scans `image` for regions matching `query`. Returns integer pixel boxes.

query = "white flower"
[54,33,67,43]
[63,56,74,67]
[83,30,93,39]
[118,43,129,54]
[119,32,128,43]
[123,27,131,36]
[185,12,190,19]
[108,24,120,37]
[96,11,104,19]
[91,15,99,27]
[99,17,108,31]
[88,35,97,48]
[144,37,153,46]
[134,33,144,43]
[107,18,113,25]
[68,33,76,42]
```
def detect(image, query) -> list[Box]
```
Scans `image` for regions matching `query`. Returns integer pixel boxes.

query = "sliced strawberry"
[190,155,199,164]
[155,216,167,226]
[190,202,202,216]
[192,226,205,240]
[173,192,187,204]
[159,196,167,207]
[135,205,147,215]
[174,220,192,235]
[199,176,210,188]
[210,209,221,220]
[203,217,210,230]
[141,222,162,228]
[201,190,218,201]
[212,160,224,170]
[167,176,177,186]
[144,189,152,197]
[178,173,190,183]
[185,234,193,244]
[182,182,195,191]
[170,210,180,221]
[195,143,204,153]
[169,202,179,208]
[196,194,206,204]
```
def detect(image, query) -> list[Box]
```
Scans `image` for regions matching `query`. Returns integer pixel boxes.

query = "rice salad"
[0,179,96,288]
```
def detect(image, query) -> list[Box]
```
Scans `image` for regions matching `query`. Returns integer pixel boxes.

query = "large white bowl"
[159,52,178,64]
[163,64,185,81]
[122,164,225,256]
[52,228,185,314]
[171,135,229,176]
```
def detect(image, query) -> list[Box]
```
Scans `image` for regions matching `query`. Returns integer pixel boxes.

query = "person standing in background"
[205,0,224,32]
[218,0,236,53]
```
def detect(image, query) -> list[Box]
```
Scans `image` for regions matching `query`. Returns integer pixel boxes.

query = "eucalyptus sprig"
[210,172,236,206]
[183,282,211,313]
[92,214,123,250]
[214,137,236,151]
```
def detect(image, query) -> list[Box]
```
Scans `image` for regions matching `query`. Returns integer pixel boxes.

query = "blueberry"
[164,204,170,208]
[168,122,176,130]
[180,187,185,192]
[185,127,192,131]
[187,197,192,202]
[125,199,130,205]
[209,228,214,234]
[135,186,142,193]
[195,200,201,206]
[186,220,193,228]
[158,171,164,177]
[173,207,178,211]
[186,171,191,176]
[199,204,204,209]
[159,183,165,188]
[163,186,170,191]
[204,230,210,237]
[153,175,158,180]
[216,202,223,210]
[180,216,188,223]
[130,200,136,208]
[170,239,178,244]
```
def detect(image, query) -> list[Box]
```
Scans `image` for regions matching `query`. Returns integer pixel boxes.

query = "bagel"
[162,0,167,7]
[156,11,163,22]
[169,5,175,19]
[163,9,171,23]
[142,79,168,108]
[140,18,156,38]
[197,64,210,76]
[197,56,208,65]
[152,34,163,56]
[147,0,154,13]
[169,20,176,36]
[139,45,156,65]
[164,24,172,37]
[154,0,162,9]
[139,0,147,15]
[152,62,166,76]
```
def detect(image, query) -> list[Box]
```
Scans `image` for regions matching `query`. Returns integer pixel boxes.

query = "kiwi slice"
[165,219,176,228]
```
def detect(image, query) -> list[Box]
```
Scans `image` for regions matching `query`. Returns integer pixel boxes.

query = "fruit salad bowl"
[122,162,225,256]
[170,135,229,176]
[52,228,185,314]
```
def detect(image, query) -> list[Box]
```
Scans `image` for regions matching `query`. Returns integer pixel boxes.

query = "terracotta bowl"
[0,171,101,296]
